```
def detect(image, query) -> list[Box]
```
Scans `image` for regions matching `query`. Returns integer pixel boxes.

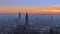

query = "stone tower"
[19,12,21,19]
[25,12,29,25]
[25,12,30,34]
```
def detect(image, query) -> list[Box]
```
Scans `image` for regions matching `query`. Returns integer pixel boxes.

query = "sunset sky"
[0,0,60,14]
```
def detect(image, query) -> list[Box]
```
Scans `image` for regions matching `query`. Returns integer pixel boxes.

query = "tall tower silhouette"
[25,12,29,25]
[25,12,30,34]
[19,12,21,19]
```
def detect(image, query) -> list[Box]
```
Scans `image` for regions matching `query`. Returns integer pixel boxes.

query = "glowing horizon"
[0,6,60,14]
[0,0,60,14]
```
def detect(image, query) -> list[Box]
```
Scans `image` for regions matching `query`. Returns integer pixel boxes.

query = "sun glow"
[0,6,60,14]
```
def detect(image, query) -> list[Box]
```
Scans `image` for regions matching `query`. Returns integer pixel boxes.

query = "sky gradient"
[0,0,60,14]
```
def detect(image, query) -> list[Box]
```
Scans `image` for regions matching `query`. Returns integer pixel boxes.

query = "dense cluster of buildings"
[13,12,60,34]
[0,12,60,34]
[13,12,56,34]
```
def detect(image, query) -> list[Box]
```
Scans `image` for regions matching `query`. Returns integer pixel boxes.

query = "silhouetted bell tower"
[19,12,21,19]
[25,12,30,34]
[25,12,29,25]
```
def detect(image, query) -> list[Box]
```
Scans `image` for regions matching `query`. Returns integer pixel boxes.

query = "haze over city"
[0,0,60,34]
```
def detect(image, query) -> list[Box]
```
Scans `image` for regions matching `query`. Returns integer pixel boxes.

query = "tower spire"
[19,11,21,19]
[25,12,29,25]
[25,12,30,34]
